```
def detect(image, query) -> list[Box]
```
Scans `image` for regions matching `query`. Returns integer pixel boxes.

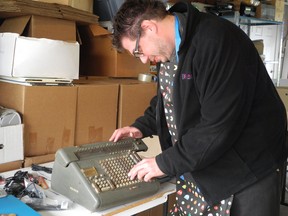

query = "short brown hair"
[112,0,168,51]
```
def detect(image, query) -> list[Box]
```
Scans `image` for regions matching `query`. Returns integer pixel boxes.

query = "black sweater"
[132,1,287,205]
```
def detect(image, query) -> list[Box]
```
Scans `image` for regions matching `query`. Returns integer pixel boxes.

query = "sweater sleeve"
[131,95,158,138]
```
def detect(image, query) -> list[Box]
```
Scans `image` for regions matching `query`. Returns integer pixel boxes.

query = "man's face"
[121,31,174,64]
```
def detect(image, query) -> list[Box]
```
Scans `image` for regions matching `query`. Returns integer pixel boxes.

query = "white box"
[0,33,79,80]
[0,124,24,164]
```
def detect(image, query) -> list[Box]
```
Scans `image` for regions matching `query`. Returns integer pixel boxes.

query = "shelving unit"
[224,13,284,86]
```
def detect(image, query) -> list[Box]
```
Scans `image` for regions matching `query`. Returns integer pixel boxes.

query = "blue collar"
[174,15,181,63]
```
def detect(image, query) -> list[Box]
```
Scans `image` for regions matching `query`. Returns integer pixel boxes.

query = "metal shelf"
[223,15,283,26]
[238,16,283,26]
[223,12,284,86]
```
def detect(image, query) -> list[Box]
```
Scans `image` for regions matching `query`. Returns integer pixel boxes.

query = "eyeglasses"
[133,33,144,58]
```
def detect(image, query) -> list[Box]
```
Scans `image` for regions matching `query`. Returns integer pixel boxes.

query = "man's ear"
[141,20,157,34]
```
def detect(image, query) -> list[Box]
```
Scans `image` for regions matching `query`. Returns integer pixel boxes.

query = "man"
[109,0,288,215]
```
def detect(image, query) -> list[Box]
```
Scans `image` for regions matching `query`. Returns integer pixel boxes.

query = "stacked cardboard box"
[32,0,94,13]
[78,24,150,78]
[74,77,158,127]
[74,82,119,146]
[259,0,285,21]
[0,81,121,167]
[0,0,159,174]
[0,78,158,168]
[0,82,78,157]
[0,15,77,41]
[0,14,80,81]
[116,80,157,128]
[0,0,98,24]
[0,1,96,168]
[0,0,100,82]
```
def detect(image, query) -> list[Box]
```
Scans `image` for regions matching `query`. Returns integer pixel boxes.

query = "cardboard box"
[253,39,264,55]
[0,15,76,41]
[24,154,55,167]
[0,124,24,164]
[78,24,150,77]
[81,77,157,127]
[0,160,23,172]
[75,82,118,145]
[32,0,94,13]
[274,0,285,21]
[0,81,78,157]
[260,2,284,21]
[0,32,79,80]
[117,81,157,128]
[74,77,157,141]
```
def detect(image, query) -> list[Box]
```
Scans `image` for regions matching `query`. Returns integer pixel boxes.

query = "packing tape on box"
[0,106,21,127]
[138,73,153,82]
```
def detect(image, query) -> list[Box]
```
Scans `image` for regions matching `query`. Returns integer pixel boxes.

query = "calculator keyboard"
[81,151,143,193]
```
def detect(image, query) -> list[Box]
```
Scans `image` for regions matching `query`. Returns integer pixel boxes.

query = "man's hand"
[128,157,165,182]
[109,126,143,142]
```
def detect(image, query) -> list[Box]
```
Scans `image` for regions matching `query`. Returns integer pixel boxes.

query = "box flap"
[0,16,31,35]
[89,24,111,36]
